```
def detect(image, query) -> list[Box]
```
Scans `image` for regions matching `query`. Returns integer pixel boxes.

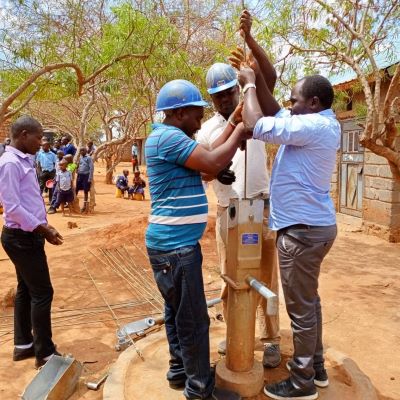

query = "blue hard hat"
[206,63,238,95]
[156,79,208,112]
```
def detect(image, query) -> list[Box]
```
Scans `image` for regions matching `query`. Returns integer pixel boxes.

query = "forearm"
[246,35,277,93]
[210,121,235,149]
[255,73,280,117]
[186,127,244,175]
[242,87,264,131]
[205,129,243,174]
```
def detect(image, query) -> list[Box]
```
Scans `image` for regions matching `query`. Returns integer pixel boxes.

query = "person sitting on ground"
[128,171,146,199]
[116,170,130,197]
[53,159,74,216]
[76,147,94,212]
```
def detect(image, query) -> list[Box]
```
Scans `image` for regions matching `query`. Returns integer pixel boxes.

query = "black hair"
[11,115,42,138]
[299,75,334,109]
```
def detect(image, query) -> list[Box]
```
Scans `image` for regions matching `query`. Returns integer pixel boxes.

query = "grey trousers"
[277,224,337,389]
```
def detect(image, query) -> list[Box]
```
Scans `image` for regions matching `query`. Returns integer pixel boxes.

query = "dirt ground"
[0,162,399,400]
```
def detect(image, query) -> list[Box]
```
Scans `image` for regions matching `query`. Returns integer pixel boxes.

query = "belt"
[278,224,318,234]
[2,226,40,237]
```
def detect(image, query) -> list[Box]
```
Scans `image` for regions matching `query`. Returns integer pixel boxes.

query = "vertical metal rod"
[241,0,248,199]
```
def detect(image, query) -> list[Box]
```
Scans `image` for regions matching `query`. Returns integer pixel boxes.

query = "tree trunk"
[105,156,114,184]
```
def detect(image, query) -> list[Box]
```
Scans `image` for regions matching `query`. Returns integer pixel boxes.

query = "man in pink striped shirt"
[0,115,63,369]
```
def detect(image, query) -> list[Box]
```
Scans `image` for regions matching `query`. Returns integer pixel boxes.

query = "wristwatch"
[242,83,256,94]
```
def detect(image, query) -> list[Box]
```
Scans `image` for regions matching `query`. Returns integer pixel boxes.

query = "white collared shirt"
[197,113,269,207]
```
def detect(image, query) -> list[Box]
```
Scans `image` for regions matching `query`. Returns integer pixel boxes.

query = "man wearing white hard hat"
[197,10,281,368]
[145,79,248,400]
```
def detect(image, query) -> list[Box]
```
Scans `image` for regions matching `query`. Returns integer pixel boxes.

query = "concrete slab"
[103,322,379,400]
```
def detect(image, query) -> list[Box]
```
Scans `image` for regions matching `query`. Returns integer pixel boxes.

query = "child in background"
[54,159,74,216]
[64,154,77,175]
[116,170,130,197]
[128,171,146,200]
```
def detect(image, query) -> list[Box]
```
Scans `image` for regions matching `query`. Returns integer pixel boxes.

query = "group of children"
[115,169,146,200]
[45,145,93,215]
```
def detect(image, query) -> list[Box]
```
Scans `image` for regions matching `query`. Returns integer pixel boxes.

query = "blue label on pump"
[241,233,259,245]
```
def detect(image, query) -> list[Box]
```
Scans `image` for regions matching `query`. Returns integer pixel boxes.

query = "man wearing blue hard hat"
[145,79,247,400]
[197,9,281,369]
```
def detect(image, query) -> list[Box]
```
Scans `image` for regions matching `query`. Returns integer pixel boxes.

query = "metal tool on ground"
[116,298,223,351]
[22,355,82,400]
[216,198,278,397]
[86,371,109,390]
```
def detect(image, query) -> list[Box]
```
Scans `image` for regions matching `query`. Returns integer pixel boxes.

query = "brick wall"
[0,121,10,143]
[363,148,400,242]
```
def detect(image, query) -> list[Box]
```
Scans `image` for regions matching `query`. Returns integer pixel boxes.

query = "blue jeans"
[147,243,214,399]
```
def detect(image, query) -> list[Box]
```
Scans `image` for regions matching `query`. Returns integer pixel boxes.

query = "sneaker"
[217,340,226,355]
[263,343,281,368]
[264,378,318,400]
[286,361,329,388]
[35,350,62,369]
[13,346,35,361]
[47,207,56,214]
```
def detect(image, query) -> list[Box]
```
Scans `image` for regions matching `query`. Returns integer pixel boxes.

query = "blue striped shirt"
[145,123,208,251]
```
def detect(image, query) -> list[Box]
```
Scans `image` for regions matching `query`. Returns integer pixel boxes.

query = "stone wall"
[330,152,340,210]
[363,149,400,242]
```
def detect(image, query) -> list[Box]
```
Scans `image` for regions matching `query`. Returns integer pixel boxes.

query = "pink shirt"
[0,146,47,232]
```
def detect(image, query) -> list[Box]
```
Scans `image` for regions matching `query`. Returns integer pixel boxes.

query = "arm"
[253,113,316,146]
[0,163,62,243]
[238,67,281,131]
[240,10,277,93]
[0,163,43,232]
[185,123,247,175]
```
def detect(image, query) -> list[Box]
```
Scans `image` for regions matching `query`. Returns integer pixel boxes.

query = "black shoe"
[47,207,56,214]
[169,378,186,390]
[208,387,241,400]
[13,346,35,361]
[35,350,62,369]
[286,361,329,388]
[314,368,329,388]
[264,378,318,400]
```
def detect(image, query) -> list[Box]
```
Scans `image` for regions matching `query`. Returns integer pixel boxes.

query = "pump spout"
[246,275,278,316]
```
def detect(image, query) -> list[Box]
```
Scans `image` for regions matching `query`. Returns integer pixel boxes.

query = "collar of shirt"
[6,146,35,166]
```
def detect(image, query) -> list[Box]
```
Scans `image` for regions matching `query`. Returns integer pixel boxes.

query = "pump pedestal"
[215,198,270,398]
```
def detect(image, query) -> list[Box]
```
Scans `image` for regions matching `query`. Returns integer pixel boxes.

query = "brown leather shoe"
[13,346,35,361]
[35,350,62,369]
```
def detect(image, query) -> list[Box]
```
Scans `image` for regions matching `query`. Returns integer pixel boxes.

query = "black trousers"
[1,227,55,358]
[39,170,56,202]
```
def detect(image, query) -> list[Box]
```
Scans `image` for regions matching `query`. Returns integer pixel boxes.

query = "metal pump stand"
[215,4,278,396]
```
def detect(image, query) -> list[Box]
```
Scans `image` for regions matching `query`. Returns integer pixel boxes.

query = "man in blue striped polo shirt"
[146,80,247,400]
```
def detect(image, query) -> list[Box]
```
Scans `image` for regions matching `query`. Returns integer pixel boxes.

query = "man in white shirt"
[196,10,281,368]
